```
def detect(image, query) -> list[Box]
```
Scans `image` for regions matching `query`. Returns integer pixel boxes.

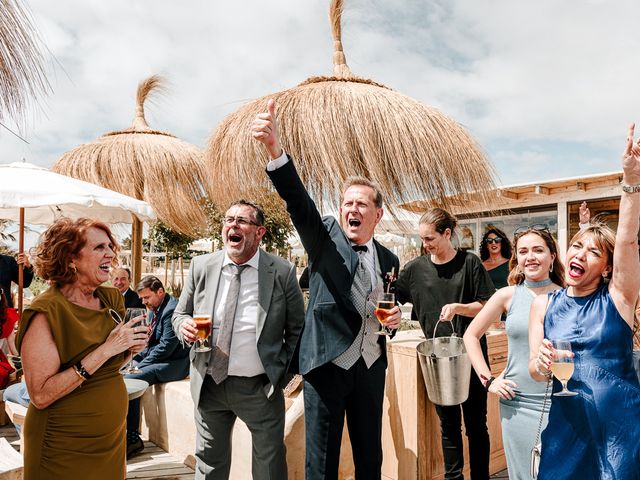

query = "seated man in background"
[112,267,144,309]
[125,275,189,459]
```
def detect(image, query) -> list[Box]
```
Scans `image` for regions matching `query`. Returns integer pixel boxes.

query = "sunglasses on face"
[513,224,550,237]
[485,237,502,244]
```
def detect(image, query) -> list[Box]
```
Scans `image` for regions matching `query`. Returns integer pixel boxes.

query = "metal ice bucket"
[416,319,471,406]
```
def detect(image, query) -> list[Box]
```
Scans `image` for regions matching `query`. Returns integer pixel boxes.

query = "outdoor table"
[124,378,149,401]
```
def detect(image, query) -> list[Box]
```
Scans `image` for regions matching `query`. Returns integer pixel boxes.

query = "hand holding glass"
[193,314,212,352]
[550,340,578,397]
[122,308,147,374]
[375,292,395,336]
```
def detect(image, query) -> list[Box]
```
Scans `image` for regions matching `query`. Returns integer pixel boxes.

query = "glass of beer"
[550,340,577,396]
[193,313,212,352]
[375,292,395,336]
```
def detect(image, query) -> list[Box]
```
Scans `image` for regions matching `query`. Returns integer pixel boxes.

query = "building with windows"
[401,171,625,260]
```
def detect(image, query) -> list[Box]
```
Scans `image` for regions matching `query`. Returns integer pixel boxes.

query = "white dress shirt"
[208,249,265,378]
[266,150,289,171]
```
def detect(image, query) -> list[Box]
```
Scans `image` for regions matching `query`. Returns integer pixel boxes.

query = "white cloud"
[2,0,640,187]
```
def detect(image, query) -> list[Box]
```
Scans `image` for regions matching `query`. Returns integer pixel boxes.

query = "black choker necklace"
[524,278,553,288]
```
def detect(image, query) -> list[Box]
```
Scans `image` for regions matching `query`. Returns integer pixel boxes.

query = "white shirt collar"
[223,249,260,270]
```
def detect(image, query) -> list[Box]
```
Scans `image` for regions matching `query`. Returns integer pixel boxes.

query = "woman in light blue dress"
[464,228,564,479]
[529,125,640,479]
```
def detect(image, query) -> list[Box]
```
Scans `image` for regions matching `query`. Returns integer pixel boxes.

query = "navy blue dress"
[539,283,640,480]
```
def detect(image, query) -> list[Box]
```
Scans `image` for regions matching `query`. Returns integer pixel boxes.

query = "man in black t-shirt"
[397,208,494,480]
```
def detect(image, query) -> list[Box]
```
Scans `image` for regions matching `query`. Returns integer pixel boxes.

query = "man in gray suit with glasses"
[172,200,304,480]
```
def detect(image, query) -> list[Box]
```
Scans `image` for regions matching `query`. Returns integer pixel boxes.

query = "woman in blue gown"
[529,124,640,480]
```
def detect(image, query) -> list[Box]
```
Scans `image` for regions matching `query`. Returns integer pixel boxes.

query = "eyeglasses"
[485,237,502,244]
[223,216,260,227]
[513,224,550,237]
[109,308,123,325]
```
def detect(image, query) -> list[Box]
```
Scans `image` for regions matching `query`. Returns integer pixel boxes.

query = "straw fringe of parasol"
[206,0,497,216]
[0,0,50,125]
[53,75,207,236]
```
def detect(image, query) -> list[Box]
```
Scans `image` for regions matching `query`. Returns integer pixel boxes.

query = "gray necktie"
[351,249,372,317]
[333,247,382,369]
[211,263,248,384]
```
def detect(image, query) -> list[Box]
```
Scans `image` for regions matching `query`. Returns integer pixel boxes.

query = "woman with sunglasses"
[464,227,564,479]
[529,125,640,479]
[15,218,148,480]
[480,228,512,290]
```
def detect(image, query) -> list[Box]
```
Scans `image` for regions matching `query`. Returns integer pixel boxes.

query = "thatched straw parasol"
[53,75,207,237]
[0,0,49,125]
[206,0,497,215]
[53,75,207,282]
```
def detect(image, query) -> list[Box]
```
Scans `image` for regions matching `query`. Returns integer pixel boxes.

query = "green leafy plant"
[148,221,195,259]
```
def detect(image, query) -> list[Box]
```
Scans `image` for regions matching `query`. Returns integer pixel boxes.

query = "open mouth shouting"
[568,261,585,279]
[226,231,244,248]
[348,217,361,229]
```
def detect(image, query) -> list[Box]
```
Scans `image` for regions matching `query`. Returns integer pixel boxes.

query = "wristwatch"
[621,182,640,193]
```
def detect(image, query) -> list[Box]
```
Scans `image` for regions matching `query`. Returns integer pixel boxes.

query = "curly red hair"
[33,217,120,287]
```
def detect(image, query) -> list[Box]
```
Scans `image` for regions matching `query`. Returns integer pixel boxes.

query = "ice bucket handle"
[433,318,459,341]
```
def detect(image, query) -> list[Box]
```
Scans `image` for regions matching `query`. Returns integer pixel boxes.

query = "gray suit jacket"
[172,249,304,403]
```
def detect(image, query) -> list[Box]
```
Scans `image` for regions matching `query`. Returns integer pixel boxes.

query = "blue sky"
[3,0,640,189]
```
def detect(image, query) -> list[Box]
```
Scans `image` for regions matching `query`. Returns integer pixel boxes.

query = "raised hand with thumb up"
[251,99,283,159]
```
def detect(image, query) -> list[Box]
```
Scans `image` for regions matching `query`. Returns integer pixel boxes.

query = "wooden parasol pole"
[18,208,25,316]
[131,218,143,285]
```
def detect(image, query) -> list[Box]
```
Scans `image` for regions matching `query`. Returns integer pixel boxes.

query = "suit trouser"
[303,356,386,480]
[434,371,490,480]
[194,374,287,480]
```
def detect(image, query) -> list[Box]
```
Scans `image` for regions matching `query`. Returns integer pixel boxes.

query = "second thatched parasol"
[52,75,208,237]
[206,0,497,215]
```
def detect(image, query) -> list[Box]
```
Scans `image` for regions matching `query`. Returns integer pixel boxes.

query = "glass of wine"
[122,307,147,374]
[550,340,578,397]
[374,292,395,336]
[193,313,212,352]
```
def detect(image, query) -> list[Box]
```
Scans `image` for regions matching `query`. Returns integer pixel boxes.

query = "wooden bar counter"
[380,329,507,480]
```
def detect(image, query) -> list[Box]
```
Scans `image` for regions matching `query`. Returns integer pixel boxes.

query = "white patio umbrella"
[0,161,156,313]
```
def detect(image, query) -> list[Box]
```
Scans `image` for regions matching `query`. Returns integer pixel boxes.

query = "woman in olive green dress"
[15,218,148,480]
